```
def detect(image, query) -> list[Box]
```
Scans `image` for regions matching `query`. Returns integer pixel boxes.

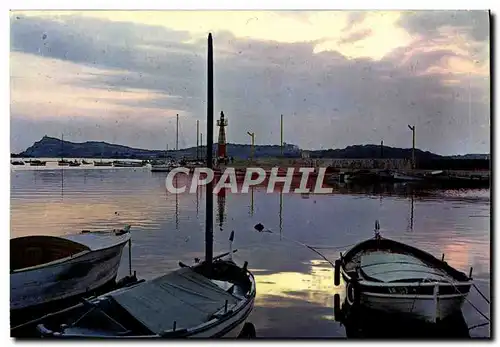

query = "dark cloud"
[10,13,490,155]
[398,10,489,42]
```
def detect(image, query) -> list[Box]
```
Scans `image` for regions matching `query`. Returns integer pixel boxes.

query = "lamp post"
[247,131,255,162]
[408,125,415,169]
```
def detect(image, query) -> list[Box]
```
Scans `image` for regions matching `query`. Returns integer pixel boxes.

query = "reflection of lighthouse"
[216,187,226,231]
[217,111,228,164]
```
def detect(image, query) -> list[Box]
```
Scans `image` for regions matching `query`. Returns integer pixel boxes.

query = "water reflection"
[10,168,490,338]
[334,297,471,338]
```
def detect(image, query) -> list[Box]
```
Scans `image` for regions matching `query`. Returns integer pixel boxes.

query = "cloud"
[10,12,490,155]
[342,11,367,32]
[398,10,489,42]
[338,29,372,45]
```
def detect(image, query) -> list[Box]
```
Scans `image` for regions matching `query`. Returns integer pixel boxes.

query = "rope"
[282,236,336,268]
[443,278,490,323]
[468,322,490,331]
[305,243,357,250]
[473,283,490,304]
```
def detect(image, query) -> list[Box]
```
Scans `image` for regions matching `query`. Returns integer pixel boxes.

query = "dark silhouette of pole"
[280,114,283,157]
[196,120,199,160]
[408,125,415,169]
[205,33,214,264]
[176,114,179,152]
[380,140,384,158]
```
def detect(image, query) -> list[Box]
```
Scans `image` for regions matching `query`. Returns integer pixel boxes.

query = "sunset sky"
[10,10,490,155]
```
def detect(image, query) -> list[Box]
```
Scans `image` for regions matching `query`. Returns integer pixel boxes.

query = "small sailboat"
[58,134,71,166]
[10,226,132,317]
[335,221,472,323]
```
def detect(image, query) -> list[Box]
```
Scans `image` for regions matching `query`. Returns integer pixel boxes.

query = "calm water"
[10,165,491,338]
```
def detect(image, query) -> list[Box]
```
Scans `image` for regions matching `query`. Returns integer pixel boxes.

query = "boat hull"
[11,238,129,312]
[341,269,470,322]
[359,292,466,322]
[339,236,472,323]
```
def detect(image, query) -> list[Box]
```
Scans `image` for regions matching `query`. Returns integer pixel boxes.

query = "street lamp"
[408,125,415,169]
[247,131,255,162]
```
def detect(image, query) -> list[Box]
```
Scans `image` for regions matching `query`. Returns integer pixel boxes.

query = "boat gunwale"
[10,233,130,274]
[41,261,256,338]
[340,237,471,283]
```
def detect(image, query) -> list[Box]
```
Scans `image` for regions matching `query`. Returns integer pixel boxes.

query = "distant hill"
[448,154,490,160]
[17,136,302,159]
[310,144,443,161]
[16,136,489,163]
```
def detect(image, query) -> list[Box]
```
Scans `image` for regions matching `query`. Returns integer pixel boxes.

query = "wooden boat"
[58,160,70,166]
[94,161,113,167]
[392,171,424,182]
[333,294,470,338]
[68,161,81,167]
[335,222,472,323]
[10,226,132,315]
[29,160,46,167]
[113,161,144,168]
[150,160,178,172]
[11,160,25,165]
[30,244,256,338]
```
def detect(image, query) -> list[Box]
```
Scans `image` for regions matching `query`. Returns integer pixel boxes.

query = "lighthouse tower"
[216,111,228,163]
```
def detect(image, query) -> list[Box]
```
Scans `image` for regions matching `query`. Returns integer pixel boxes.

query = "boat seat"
[109,267,239,335]
[360,251,450,283]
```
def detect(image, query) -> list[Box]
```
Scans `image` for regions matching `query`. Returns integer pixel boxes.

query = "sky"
[9,10,490,155]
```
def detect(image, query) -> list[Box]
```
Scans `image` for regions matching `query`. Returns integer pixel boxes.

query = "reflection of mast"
[175,175,179,231]
[249,186,254,216]
[408,193,414,232]
[279,191,283,240]
[196,182,200,217]
[61,165,64,198]
[216,188,226,231]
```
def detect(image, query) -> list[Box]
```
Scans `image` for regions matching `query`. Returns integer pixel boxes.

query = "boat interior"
[34,259,254,337]
[10,236,90,272]
[343,238,470,283]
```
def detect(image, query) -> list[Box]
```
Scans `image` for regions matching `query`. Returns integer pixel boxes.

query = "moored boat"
[94,161,113,167]
[28,160,46,167]
[10,226,132,318]
[391,171,424,182]
[11,160,25,165]
[113,161,144,168]
[25,243,256,338]
[335,222,472,323]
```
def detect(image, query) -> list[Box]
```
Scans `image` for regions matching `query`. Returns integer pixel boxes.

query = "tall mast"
[280,114,283,156]
[205,33,214,264]
[196,120,199,160]
[176,114,179,152]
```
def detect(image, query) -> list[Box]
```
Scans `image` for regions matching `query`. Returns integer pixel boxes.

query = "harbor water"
[10,164,491,338]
